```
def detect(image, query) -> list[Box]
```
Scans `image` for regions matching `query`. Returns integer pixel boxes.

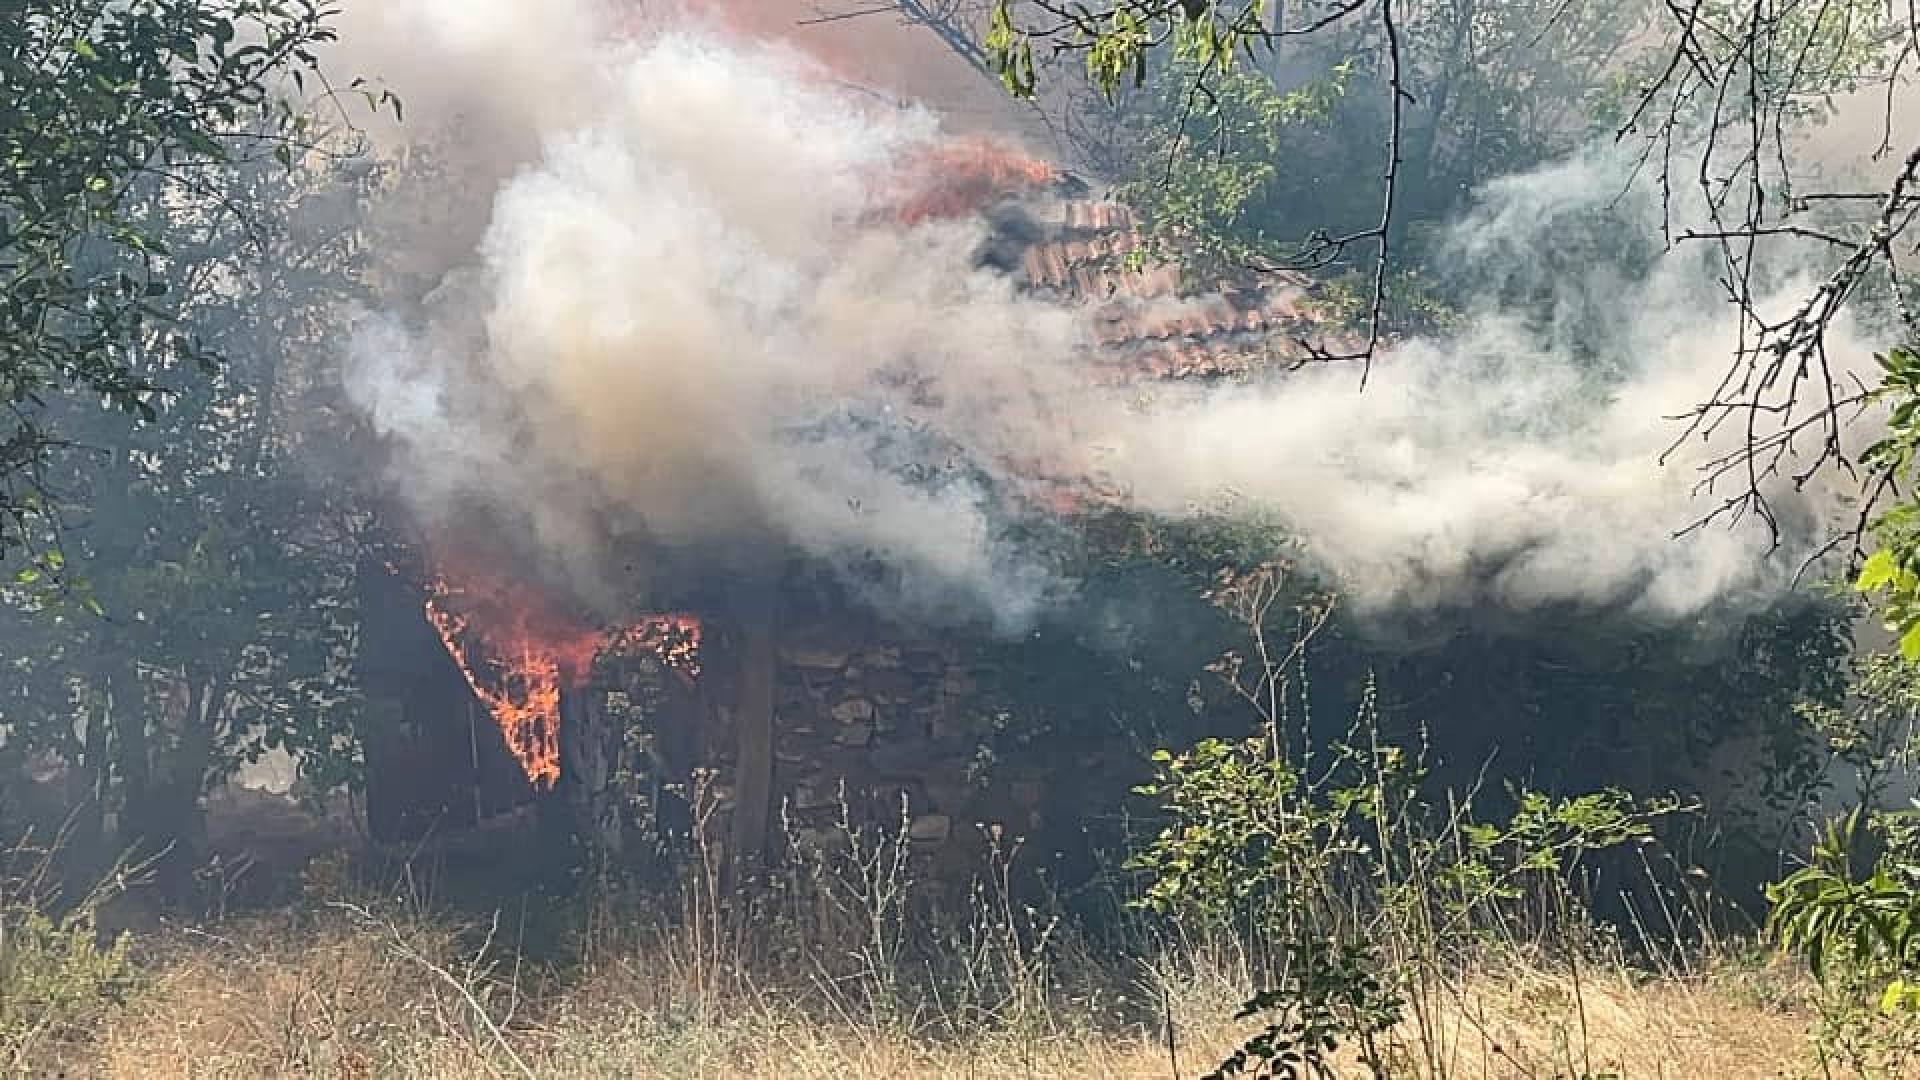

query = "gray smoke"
[337,5,1106,628]
[1101,147,1876,620]
[333,1,1881,630]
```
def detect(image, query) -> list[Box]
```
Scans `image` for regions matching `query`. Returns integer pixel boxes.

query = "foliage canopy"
[0,0,351,563]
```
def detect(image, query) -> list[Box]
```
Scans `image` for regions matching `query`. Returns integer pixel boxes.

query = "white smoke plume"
[1103,149,1877,621]
[333,0,1881,630]
[337,1,1107,627]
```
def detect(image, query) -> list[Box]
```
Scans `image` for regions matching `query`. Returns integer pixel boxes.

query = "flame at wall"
[421,548,701,790]
[603,615,705,679]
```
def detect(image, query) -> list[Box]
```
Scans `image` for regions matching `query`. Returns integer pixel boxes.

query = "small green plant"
[1768,819,1920,1074]
[1130,563,1672,1079]
[1204,938,1404,1080]
[0,842,141,1070]
[1851,347,1920,658]
[1767,650,1920,1075]
[0,908,136,1054]
[1769,812,1920,990]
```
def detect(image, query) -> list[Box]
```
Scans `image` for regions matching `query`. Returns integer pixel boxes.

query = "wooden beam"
[727,577,779,880]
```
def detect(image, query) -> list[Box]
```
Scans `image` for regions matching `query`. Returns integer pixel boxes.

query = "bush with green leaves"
[1768,650,1920,1074]
[0,843,140,1071]
[0,905,136,1065]
[1854,347,1920,657]
[1768,813,1920,1074]
[1204,938,1405,1080]
[1129,563,1674,1078]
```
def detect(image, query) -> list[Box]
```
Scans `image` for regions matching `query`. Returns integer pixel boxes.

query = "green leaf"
[1881,977,1920,1015]
[1859,550,1900,591]
[1898,622,1920,662]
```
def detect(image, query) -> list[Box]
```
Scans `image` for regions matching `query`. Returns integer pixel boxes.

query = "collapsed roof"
[940,151,1339,388]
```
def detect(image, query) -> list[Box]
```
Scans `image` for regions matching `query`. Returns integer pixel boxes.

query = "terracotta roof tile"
[988,176,1342,384]
[972,181,1350,517]
[1045,199,1137,233]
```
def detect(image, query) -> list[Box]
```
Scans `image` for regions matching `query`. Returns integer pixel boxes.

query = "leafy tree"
[1769,652,1920,1073]
[992,1,1920,542]
[0,139,381,887]
[1108,43,1370,279]
[1099,0,1655,275]
[0,0,347,564]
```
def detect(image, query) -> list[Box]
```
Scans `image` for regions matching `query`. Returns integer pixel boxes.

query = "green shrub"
[0,902,137,1066]
[1768,651,1920,1075]
[1130,563,1675,1078]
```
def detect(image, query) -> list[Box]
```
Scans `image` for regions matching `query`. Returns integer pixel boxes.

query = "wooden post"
[726,576,779,881]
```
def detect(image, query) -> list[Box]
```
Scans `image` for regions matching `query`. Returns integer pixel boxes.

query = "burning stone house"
[352,159,1335,889]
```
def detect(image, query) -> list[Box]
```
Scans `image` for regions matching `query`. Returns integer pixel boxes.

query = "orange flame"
[886,137,1056,224]
[421,548,701,791]
[604,615,705,679]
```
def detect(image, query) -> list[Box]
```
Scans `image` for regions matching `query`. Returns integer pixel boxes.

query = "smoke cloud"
[333,1,1879,631]
[338,2,1106,627]
[1104,149,1875,620]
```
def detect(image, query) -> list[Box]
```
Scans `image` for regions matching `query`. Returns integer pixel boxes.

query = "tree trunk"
[121,674,223,897]
[1402,0,1475,226]
[56,690,113,899]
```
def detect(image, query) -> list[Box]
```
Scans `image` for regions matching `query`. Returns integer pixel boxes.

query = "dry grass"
[57,906,1821,1080]
[1392,958,1813,1080]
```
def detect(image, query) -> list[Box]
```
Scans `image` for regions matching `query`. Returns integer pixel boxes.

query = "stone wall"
[556,600,1128,893]
[755,608,1150,895]
[771,625,992,869]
